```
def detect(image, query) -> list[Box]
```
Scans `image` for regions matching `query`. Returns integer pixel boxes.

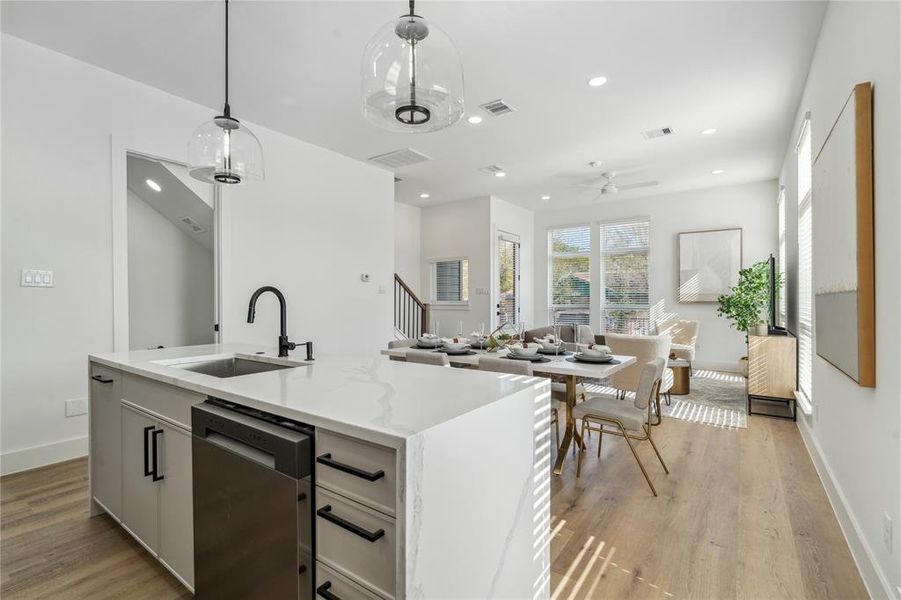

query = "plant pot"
[738,356,749,378]
[755,322,768,336]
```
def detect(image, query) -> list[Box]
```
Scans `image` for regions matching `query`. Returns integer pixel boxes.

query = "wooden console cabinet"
[747,333,798,419]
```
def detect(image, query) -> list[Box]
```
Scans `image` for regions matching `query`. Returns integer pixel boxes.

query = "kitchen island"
[88,344,552,599]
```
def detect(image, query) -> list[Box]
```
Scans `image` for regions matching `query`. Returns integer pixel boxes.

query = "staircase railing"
[394,274,429,339]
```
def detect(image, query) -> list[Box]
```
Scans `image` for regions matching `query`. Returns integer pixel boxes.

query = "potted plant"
[716,260,782,376]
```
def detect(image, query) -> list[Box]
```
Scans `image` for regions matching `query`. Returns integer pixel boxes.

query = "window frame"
[429,257,470,307]
[796,116,814,409]
[496,232,521,327]
[599,217,651,335]
[777,186,787,327]
[547,224,592,326]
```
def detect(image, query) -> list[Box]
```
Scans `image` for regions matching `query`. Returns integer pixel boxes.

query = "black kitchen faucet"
[246,286,314,360]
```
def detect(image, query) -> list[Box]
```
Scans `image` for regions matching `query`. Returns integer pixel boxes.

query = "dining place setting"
[383,323,638,475]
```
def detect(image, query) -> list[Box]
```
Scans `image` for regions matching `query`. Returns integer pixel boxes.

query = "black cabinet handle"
[316,505,384,543]
[143,426,154,477]
[316,453,384,482]
[151,429,164,481]
[91,374,114,384]
[316,581,341,600]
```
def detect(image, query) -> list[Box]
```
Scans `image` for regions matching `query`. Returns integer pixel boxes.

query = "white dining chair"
[388,339,416,361]
[404,349,450,367]
[478,356,560,445]
[574,358,669,496]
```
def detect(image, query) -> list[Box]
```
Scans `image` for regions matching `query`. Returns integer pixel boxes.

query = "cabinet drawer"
[315,430,396,516]
[316,488,396,599]
[316,562,384,600]
[122,373,205,429]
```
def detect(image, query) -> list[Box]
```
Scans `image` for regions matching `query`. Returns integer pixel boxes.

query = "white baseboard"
[796,417,897,600]
[693,359,742,373]
[0,436,88,476]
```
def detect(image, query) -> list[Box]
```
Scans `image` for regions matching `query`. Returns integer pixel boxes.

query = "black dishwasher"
[192,398,314,599]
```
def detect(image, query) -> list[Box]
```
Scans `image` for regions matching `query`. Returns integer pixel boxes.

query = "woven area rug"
[582,368,748,430]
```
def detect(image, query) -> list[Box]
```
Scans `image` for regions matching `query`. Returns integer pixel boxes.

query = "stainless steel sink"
[172,357,295,378]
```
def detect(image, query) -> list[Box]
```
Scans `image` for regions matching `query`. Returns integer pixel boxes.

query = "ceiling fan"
[576,171,658,198]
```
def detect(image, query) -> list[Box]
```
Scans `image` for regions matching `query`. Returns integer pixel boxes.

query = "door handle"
[91,374,114,384]
[316,505,384,542]
[316,581,341,600]
[151,428,165,481]
[316,453,384,482]
[143,425,154,477]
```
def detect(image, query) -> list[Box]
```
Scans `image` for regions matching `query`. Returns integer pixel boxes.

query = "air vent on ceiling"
[394,176,403,183]
[179,216,206,234]
[478,164,506,175]
[480,99,516,117]
[641,126,675,140]
[367,148,432,169]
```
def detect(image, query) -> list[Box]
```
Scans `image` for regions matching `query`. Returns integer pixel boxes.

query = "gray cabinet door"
[158,422,194,588]
[121,404,160,553]
[89,364,122,518]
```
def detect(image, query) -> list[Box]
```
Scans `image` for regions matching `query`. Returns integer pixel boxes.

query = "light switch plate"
[21,268,54,287]
[65,398,88,417]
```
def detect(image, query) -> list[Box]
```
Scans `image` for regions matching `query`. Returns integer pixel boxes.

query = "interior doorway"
[125,154,217,350]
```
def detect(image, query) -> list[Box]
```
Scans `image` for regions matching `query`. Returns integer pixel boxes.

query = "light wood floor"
[1,416,867,599]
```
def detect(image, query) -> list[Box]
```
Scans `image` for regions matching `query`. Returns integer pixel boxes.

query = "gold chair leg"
[621,425,657,497]
[553,409,560,447]
[576,419,587,477]
[645,425,669,474]
[597,426,603,457]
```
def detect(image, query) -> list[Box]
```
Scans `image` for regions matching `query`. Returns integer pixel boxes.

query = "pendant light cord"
[223,0,231,118]
[408,0,414,16]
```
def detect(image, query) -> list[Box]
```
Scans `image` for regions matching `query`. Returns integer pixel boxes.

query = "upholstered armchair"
[655,319,699,369]
[604,333,673,406]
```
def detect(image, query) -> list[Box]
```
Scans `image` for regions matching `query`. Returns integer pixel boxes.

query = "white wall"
[418,196,535,337]
[127,190,214,350]
[420,197,491,336]
[0,34,394,474]
[778,3,900,596]
[394,201,421,295]
[533,180,778,370]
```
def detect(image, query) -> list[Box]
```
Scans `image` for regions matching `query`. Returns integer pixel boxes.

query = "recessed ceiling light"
[419,193,430,199]
[589,160,603,168]
[701,128,718,135]
[541,195,551,201]
[467,115,483,125]
[494,171,506,178]
[588,76,608,87]
[146,179,161,192]
[712,169,725,175]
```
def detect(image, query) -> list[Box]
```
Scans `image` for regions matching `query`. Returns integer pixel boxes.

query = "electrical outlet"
[884,512,893,553]
[65,398,88,417]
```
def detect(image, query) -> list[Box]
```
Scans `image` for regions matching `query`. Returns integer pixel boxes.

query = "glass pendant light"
[187,0,264,184]
[361,0,464,133]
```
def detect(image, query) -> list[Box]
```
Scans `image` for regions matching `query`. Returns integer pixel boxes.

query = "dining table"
[380,345,636,475]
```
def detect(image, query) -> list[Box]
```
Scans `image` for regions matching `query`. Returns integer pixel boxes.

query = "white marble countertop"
[89,344,548,447]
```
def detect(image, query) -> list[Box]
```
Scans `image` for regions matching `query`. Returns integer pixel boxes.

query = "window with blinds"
[797,119,813,402]
[601,219,650,334]
[497,236,520,325]
[548,226,591,325]
[433,259,469,303]
[777,187,787,326]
